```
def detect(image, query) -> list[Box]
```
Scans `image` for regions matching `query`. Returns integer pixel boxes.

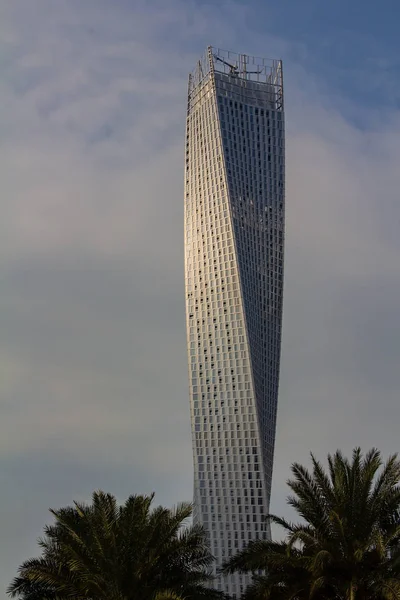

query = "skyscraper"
[184,47,284,596]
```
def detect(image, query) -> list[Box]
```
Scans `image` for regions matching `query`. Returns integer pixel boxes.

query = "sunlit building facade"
[184,47,285,596]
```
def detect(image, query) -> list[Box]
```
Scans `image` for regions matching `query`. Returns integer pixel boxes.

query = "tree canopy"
[223,447,400,600]
[8,491,222,600]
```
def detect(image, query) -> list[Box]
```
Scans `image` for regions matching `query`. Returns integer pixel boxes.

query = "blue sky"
[1,0,400,596]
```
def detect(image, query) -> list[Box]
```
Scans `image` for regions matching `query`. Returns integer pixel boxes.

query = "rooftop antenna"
[213,52,261,78]
[213,53,239,76]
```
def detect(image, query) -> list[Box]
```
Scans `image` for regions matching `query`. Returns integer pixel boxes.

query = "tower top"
[187,47,283,114]
[189,46,282,91]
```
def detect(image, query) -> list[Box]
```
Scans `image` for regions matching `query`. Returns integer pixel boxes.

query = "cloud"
[271,101,400,522]
[1,0,400,594]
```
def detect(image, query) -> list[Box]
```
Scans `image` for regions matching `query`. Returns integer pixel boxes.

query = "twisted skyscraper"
[184,47,285,596]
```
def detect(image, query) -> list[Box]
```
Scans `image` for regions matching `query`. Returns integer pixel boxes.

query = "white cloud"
[1,0,400,594]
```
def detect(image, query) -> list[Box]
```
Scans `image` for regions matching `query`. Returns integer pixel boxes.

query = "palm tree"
[222,448,400,600]
[8,491,223,600]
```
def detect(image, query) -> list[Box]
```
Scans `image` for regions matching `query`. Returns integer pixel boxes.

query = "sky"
[1,0,400,595]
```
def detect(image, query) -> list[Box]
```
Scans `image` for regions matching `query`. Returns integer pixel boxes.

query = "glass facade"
[184,47,285,596]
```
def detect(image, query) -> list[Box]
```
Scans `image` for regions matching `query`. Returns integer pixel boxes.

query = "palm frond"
[9,492,217,600]
[225,447,400,600]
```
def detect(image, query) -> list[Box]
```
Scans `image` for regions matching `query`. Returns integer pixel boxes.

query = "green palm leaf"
[8,492,222,600]
[222,447,400,600]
